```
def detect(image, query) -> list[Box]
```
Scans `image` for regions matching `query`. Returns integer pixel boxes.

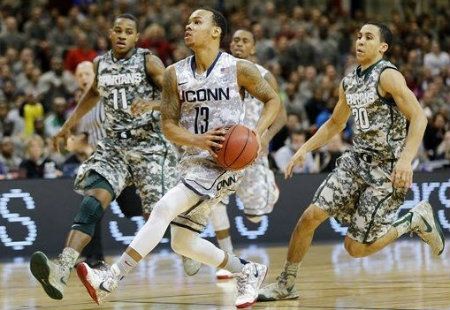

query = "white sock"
[113,252,137,277]
[128,184,200,258]
[280,261,300,290]
[60,247,80,270]
[223,252,249,274]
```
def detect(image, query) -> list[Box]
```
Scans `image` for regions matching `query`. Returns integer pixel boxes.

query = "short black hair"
[365,22,392,52]
[233,29,256,44]
[203,8,227,42]
[114,13,139,32]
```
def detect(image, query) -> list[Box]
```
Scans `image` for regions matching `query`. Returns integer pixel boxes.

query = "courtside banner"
[0,171,449,259]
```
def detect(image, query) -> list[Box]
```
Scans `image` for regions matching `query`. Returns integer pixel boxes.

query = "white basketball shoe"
[76,262,120,304]
[410,201,445,256]
[182,256,202,276]
[30,251,70,300]
[235,262,267,308]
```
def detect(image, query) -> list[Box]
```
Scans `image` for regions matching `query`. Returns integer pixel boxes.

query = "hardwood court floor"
[1,241,450,309]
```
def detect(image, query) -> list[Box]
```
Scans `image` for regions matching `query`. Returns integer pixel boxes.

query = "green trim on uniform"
[363,192,392,243]
[357,58,383,78]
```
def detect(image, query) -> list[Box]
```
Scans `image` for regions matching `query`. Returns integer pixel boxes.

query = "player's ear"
[379,42,388,54]
[212,26,221,40]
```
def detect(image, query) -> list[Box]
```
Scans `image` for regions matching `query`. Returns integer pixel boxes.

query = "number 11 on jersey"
[113,88,128,110]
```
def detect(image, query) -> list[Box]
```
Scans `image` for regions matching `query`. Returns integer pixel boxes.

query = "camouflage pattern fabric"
[312,151,407,243]
[170,52,247,232]
[96,48,160,132]
[75,129,179,214]
[236,156,279,216]
[343,59,407,160]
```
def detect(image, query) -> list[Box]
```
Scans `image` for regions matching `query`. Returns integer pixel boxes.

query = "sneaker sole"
[236,265,268,308]
[216,274,234,280]
[258,291,300,302]
[30,252,63,300]
[76,263,99,305]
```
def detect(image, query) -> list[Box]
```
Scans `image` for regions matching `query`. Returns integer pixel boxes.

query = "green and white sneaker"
[30,251,70,300]
[410,201,445,256]
[257,271,299,301]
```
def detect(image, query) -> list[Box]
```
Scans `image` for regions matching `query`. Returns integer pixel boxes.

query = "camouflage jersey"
[242,63,268,129]
[96,48,161,135]
[343,59,407,160]
[174,52,245,161]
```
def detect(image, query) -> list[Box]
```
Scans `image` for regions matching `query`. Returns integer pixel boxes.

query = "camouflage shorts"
[171,156,243,232]
[312,151,407,244]
[75,134,179,214]
[222,156,279,216]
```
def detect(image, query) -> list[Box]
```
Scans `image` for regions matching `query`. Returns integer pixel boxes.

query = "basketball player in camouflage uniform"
[76,9,280,308]
[182,29,287,280]
[29,14,178,300]
[258,23,445,301]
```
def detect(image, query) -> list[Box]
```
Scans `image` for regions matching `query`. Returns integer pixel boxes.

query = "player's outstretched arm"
[131,54,165,115]
[285,82,351,178]
[237,60,280,137]
[260,71,287,150]
[160,66,226,153]
[53,58,101,151]
[379,68,427,189]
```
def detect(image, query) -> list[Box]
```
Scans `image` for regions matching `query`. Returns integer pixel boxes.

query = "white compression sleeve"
[170,225,226,267]
[129,183,200,258]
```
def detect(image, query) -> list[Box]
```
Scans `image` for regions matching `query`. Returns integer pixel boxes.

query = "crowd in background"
[0,0,448,179]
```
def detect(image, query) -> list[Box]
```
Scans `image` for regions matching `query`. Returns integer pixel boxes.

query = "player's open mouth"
[117,42,126,47]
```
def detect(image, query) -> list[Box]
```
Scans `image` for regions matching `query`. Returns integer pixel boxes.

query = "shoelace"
[236,267,252,295]
[276,271,295,293]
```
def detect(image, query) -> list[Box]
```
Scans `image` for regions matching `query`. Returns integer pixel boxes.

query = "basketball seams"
[222,125,237,167]
[228,127,250,168]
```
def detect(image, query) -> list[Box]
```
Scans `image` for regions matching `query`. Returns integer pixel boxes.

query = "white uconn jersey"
[175,52,245,159]
[243,64,268,129]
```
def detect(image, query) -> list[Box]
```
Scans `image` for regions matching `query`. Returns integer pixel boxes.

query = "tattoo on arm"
[160,66,180,123]
[237,60,277,103]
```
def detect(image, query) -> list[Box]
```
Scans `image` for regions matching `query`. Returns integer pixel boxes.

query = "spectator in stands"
[38,56,77,109]
[44,97,67,138]
[12,47,34,75]
[318,133,348,172]
[18,135,61,179]
[423,41,450,76]
[62,132,94,178]
[424,112,448,160]
[274,129,317,173]
[139,23,173,65]
[21,92,44,137]
[436,131,450,163]
[0,136,21,177]
[64,32,97,73]
[0,16,26,54]
[48,16,74,56]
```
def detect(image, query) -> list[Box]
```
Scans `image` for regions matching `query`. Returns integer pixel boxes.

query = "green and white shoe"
[258,281,299,301]
[410,201,445,256]
[30,251,70,300]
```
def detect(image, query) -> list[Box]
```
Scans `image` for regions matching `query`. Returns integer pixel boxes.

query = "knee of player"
[299,205,326,230]
[246,215,262,223]
[72,195,104,236]
[344,237,367,258]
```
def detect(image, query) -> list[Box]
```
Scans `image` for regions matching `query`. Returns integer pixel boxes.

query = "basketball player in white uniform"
[77,9,281,308]
[183,29,287,280]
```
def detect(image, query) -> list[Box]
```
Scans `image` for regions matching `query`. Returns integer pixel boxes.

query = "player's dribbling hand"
[391,157,413,189]
[52,128,70,153]
[285,149,307,179]
[194,128,227,158]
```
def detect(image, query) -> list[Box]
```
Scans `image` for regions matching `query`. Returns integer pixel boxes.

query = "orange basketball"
[215,124,259,170]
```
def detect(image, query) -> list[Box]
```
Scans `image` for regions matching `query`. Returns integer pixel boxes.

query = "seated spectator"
[18,135,61,179]
[44,97,67,137]
[0,136,21,177]
[317,133,348,172]
[423,41,450,76]
[436,130,450,162]
[274,129,317,173]
[62,132,94,177]
[423,112,448,159]
[20,92,44,137]
[64,32,97,73]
